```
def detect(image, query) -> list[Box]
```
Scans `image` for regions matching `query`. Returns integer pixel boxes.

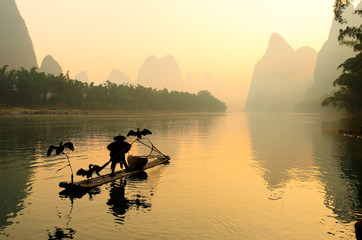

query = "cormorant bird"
[127,128,152,139]
[76,164,102,179]
[47,142,75,156]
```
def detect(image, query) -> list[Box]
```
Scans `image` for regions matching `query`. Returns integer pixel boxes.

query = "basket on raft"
[127,155,148,171]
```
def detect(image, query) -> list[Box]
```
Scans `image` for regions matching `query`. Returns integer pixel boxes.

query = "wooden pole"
[64,153,74,184]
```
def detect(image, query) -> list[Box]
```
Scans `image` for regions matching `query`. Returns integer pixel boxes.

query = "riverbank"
[0,106,228,116]
[0,106,89,115]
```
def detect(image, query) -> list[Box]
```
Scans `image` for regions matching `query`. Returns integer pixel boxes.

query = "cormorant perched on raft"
[127,128,152,139]
[47,142,75,156]
[76,164,102,179]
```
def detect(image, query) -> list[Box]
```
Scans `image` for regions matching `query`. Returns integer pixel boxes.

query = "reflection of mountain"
[248,113,362,222]
[314,117,362,222]
[246,113,314,199]
[244,33,317,112]
[0,116,96,233]
[0,119,38,232]
[0,0,38,69]
[0,163,32,232]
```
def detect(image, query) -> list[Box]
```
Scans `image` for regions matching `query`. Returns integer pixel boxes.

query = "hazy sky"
[15,0,341,110]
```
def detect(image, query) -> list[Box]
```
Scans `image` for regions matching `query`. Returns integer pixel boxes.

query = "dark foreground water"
[0,113,362,239]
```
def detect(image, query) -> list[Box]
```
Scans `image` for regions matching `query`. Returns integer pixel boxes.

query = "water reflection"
[0,115,98,233]
[58,171,154,227]
[107,179,128,224]
[0,117,39,233]
[107,172,152,225]
[0,113,230,239]
[59,187,101,200]
[317,117,362,223]
[246,113,316,200]
[247,113,362,227]
[47,191,77,240]
[0,114,185,235]
[47,227,76,240]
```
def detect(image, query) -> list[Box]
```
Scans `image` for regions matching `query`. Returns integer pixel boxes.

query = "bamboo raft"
[59,155,170,191]
[339,129,362,139]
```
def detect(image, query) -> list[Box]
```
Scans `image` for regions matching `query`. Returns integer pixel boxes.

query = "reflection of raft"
[59,155,170,191]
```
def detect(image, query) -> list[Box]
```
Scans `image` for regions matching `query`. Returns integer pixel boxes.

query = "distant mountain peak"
[39,55,62,75]
[0,0,38,69]
[146,55,157,61]
[244,33,317,112]
[264,32,294,57]
[300,5,357,111]
[270,32,284,41]
[161,55,176,60]
[268,33,292,48]
[296,46,317,53]
[104,69,132,85]
[144,55,178,65]
[136,54,183,90]
[74,71,90,83]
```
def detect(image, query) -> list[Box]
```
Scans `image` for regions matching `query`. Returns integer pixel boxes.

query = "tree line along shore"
[0,66,227,113]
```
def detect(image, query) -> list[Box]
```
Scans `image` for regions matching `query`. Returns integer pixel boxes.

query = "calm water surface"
[1,113,362,239]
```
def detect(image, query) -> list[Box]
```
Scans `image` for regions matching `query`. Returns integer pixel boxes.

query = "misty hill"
[300,3,362,111]
[136,55,236,109]
[74,71,90,84]
[38,55,62,75]
[103,69,132,85]
[244,33,317,112]
[184,72,240,110]
[136,55,183,90]
[0,0,37,69]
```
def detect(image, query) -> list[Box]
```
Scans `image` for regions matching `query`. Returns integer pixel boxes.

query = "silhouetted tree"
[334,0,357,22]
[0,66,15,104]
[322,9,362,113]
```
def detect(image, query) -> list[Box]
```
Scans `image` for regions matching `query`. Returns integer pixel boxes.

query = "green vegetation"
[322,9,362,113]
[333,0,357,22]
[0,65,227,112]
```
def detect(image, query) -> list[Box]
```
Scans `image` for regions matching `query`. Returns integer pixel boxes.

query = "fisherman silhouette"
[127,128,152,139]
[107,135,131,175]
[356,220,362,240]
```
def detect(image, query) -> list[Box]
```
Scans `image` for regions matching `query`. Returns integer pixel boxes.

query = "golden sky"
[15,0,339,110]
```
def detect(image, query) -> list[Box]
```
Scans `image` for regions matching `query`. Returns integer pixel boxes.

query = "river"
[0,112,361,239]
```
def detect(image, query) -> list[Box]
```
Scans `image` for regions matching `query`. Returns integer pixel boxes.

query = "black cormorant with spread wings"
[76,164,103,179]
[127,128,152,139]
[47,142,75,156]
